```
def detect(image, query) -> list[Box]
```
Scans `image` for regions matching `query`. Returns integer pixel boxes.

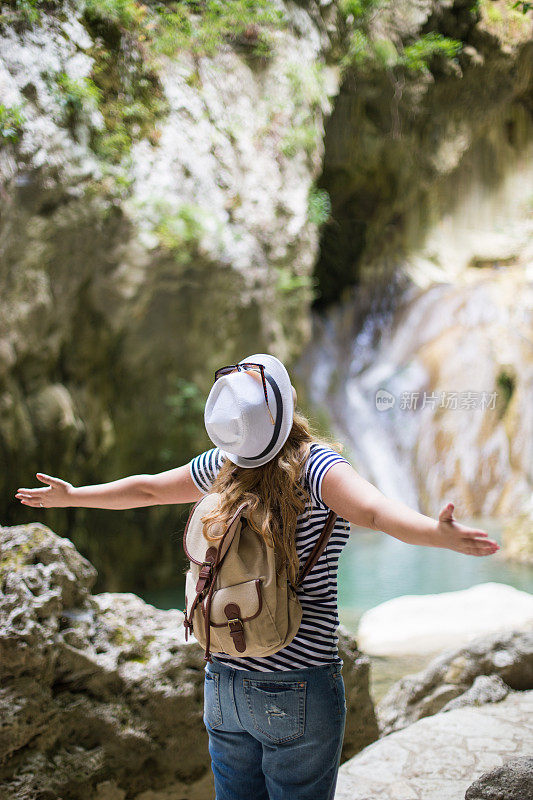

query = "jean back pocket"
[243,679,306,744]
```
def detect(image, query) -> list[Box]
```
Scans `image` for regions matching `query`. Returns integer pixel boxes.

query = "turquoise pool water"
[337,517,533,631]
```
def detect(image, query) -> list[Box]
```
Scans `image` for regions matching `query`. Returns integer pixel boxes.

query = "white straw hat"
[204,353,294,468]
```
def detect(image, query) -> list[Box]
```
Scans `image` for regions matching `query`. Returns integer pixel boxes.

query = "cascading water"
[295,116,533,520]
[295,300,426,508]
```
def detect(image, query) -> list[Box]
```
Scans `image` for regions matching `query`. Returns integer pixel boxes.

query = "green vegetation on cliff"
[0,102,26,142]
[79,0,288,160]
[0,0,288,164]
[307,186,332,227]
[339,0,464,77]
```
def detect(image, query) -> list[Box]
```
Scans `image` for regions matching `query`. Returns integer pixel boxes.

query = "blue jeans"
[203,657,347,800]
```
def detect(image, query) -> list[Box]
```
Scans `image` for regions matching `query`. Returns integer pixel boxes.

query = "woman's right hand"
[15,473,73,509]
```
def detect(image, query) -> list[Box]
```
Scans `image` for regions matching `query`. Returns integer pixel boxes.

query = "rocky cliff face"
[317,0,533,309]
[1,0,532,588]
[1,0,347,587]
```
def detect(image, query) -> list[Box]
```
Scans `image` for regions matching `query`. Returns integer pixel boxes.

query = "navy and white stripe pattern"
[188,442,351,671]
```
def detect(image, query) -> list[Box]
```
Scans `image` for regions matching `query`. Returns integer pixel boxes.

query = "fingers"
[449,518,500,555]
[15,477,50,507]
[462,528,499,550]
[461,537,499,555]
[15,473,62,504]
[15,495,45,507]
[15,489,47,501]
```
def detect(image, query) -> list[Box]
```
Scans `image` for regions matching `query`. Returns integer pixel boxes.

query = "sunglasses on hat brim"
[214,362,275,425]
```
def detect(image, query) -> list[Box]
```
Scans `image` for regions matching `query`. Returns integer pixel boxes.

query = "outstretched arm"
[321,462,500,557]
[15,463,204,509]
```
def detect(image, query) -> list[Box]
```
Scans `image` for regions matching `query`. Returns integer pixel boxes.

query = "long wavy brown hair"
[200,407,346,587]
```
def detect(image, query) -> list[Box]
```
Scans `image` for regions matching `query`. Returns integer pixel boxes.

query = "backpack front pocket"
[205,578,283,656]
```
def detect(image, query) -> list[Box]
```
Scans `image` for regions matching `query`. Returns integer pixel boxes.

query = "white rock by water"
[356,582,533,655]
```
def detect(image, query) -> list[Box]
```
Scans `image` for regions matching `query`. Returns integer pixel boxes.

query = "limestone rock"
[0,522,376,799]
[0,0,346,588]
[0,521,214,798]
[376,627,533,736]
[356,583,533,656]
[337,625,380,760]
[464,756,533,800]
[335,689,533,800]
[439,673,510,713]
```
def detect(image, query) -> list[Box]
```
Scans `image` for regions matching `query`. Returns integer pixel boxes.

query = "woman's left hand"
[435,502,500,556]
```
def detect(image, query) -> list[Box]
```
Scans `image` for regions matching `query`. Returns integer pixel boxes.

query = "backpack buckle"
[226,615,246,653]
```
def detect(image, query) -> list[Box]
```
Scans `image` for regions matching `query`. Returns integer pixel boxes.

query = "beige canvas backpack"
[182,491,338,663]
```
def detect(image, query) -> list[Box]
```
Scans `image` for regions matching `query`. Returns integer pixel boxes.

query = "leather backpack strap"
[294,509,337,588]
[202,503,249,663]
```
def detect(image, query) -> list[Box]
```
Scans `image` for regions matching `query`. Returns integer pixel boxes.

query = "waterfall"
[295,115,533,518]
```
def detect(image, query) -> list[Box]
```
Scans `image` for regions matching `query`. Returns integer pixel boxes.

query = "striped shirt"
[188,442,351,671]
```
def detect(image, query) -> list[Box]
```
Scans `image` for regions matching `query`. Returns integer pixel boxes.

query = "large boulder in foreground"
[376,627,533,736]
[0,522,212,800]
[335,689,533,800]
[356,582,533,656]
[0,522,376,799]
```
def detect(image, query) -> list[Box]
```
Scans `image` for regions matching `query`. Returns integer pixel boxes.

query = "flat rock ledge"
[334,689,533,800]
[0,522,377,800]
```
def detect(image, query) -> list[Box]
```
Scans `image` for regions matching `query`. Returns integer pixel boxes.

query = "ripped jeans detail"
[265,703,288,723]
[243,681,306,744]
